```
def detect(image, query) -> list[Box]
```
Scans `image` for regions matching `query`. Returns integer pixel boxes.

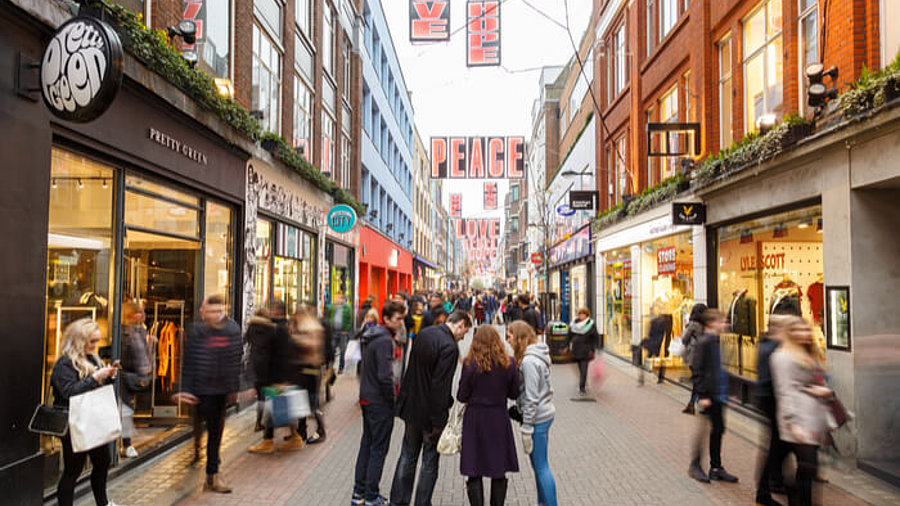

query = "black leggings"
[57,434,110,506]
[790,443,819,506]
[576,360,589,392]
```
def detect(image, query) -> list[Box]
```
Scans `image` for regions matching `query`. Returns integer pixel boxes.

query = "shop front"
[358,226,413,314]
[324,227,359,312]
[413,255,440,292]
[546,225,593,324]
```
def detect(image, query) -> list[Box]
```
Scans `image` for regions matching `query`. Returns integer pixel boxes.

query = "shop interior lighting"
[816,218,823,233]
[798,219,811,229]
[51,178,57,189]
[214,78,235,99]
[77,178,84,189]
[101,179,108,189]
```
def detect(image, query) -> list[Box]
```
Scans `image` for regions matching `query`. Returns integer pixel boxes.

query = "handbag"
[28,405,69,437]
[826,396,853,429]
[668,338,685,357]
[344,339,362,368]
[68,384,122,452]
[437,401,466,456]
[265,387,312,427]
[122,371,152,392]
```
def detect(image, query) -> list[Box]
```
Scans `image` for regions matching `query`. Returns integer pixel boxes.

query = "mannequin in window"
[728,289,757,337]
[770,277,802,317]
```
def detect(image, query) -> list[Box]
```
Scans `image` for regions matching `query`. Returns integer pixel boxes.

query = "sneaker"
[277,434,305,452]
[121,446,138,458]
[688,462,710,483]
[306,432,326,445]
[709,467,739,483]
[350,492,364,505]
[248,439,275,454]
[364,496,387,506]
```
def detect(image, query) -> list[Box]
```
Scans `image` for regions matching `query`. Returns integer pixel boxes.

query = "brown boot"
[248,439,275,454]
[204,473,232,493]
[277,434,305,452]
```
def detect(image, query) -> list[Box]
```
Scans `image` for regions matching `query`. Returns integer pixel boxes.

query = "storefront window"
[640,233,694,383]
[327,242,354,305]
[604,248,632,358]
[570,264,588,314]
[257,220,317,313]
[716,205,824,378]
[254,219,273,310]
[204,201,233,305]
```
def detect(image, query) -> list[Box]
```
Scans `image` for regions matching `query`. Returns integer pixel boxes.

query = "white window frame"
[718,35,733,149]
[252,23,282,134]
[659,0,678,41]
[321,110,335,176]
[323,2,335,77]
[293,74,312,158]
[609,23,627,101]
[742,0,784,132]
[798,0,819,116]
[295,0,311,38]
[659,85,679,179]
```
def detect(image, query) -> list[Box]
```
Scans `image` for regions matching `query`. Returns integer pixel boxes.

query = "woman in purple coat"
[458,325,520,506]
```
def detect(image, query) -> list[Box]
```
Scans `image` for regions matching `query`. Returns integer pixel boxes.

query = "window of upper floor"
[323,2,335,77]
[252,23,282,134]
[743,0,784,132]
[718,34,734,150]
[296,0,312,40]
[646,0,689,55]
[609,21,627,102]
[254,0,283,43]
[798,0,819,117]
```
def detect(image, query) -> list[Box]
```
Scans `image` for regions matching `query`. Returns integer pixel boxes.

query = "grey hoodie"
[518,342,556,429]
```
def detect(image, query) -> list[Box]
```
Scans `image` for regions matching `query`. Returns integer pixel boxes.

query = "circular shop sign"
[40,16,124,123]
[327,204,358,234]
[556,204,576,217]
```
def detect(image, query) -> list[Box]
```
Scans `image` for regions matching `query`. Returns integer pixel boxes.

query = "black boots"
[688,460,710,483]
[466,477,508,506]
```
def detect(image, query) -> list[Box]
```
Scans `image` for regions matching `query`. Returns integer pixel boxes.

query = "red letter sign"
[467,1,501,67]
[431,137,447,178]
[410,1,450,41]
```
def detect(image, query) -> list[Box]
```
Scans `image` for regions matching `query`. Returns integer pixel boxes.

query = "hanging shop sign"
[449,193,462,217]
[327,204,358,234]
[466,1,500,66]
[530,252,543,264]
[483,182,498,210]
[672,202,706,226]
[657,246,676,276]
[431,136,524,179]
[569,190,599,211]
[410,0,450,41]
[556,204,576,217]
[40,16,125,123]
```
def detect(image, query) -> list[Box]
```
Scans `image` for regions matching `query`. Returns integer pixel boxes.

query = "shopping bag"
[266,387,311,427]
[344,339,362,368]
[589,355,606,389]
[68,385,122,452]
[437,401,466,456]
[668,338,685,357]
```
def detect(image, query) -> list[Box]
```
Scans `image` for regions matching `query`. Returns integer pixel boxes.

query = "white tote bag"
[68,384,122,452]
[344,339,362,367]
[668,338,685,357]
[437,402,466,456]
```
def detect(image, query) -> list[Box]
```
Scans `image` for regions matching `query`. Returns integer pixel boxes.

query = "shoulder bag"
[68,384,122,452]
[28,404,69,437]
[437,401,466,455]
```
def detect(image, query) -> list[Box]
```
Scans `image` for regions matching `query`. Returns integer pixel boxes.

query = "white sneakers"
[123,446,138,458]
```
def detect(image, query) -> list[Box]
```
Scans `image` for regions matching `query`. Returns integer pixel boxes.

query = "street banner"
[483,182,498,209]
[410,1,450,41]
[455,218,501,260]
[467,1,500,66]
[450,193,462,217]
[431,136,524,178]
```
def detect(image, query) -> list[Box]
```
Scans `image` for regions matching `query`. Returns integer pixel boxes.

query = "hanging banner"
[410,0,450,41]
[431,136,524,178]
[455,218,501,261]
[449,193,462,217]
[466,1,500,67]
[483,182,498,210]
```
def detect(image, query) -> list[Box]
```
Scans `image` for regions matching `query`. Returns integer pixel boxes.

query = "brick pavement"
[89,327,900,505]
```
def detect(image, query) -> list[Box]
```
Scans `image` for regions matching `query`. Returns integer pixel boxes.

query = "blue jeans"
[389,423,440,506]
[333,331,349,370]
[353,403,394,501]
[530,419,558,506]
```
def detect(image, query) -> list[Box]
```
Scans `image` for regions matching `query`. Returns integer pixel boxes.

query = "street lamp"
[560,167,593,190]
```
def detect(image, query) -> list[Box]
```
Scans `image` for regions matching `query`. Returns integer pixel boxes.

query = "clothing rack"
[150,300,185,416]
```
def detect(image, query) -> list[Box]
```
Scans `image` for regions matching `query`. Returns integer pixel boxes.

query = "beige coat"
[770,349,830,445]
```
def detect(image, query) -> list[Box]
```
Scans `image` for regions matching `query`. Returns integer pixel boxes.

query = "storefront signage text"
[556,204,575,217]
[410,0,450,41]
[431,136,524,179]
[549,226,591,267]
[327,204,357,234]
[740,252,786,272]
[40,17,124,123]
[569,190,599,211]
[657,247,676,275]
[149,128,208,165]
[466,1,501,67]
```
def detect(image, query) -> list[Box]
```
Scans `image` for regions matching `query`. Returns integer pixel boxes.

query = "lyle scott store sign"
[40,17,124,123]
[672,202,706,226]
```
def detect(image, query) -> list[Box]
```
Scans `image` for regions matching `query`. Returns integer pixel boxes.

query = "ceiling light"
[101,179,108,189]
[77,178,84,189]
[51,178,57,189]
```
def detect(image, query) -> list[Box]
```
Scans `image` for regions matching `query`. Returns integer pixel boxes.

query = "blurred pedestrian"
[247,301,294,454]
[681,303,708,415]
[51,318,120,506]
[421,295,443,329]
[474,296,485,326]
[120,301,151,459]
[175,295,244,494]
[507,321,557,506]
[352,301,407,506]
[358,294,376,330]
[458,325,519,506]
[326,292,353,374]
[566,307,600,396]
[771,317,832,506]
[484,291,498,325]
[688,309,739,484]
[755,314,791,506]
[390,311,472,506]
[290,305,327,445]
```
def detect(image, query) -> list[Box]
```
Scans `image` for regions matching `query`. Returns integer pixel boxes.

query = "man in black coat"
[520,294,542,333]
[420,295,444,330]
[389,311,472,506]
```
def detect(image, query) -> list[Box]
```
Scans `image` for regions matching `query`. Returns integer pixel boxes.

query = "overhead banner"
[431,136,524,179]
[455,218,501,261]
[449,193,462,217]
[483,182,498,209]
[410,1,450,41]
[467,1,500,66]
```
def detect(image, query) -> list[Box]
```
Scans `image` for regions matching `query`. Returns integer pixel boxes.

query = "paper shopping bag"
[68,384,122,452]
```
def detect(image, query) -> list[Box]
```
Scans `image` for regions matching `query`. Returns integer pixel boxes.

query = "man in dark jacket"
[420,295,443,330]
[520,294,542,333]
[505,295,523,323]
[245,307,277,432]
[689,309,739,485]
[352,302,406,506]
[755,315,789,505]
[389,311,472,506]
[176,295,244,494]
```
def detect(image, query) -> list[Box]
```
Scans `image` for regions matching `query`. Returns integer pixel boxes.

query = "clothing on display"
[729,290,757,337]
[807,280,824,325]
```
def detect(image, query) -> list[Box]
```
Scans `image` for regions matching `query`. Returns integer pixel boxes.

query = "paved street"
[84,327,900,506]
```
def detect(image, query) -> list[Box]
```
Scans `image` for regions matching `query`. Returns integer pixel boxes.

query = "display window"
[604,248,633,358]
[716,204,824,378]
[569,264,589,317]
[326,241,354,306]
[255,218,317,313]
[639,233,694,383]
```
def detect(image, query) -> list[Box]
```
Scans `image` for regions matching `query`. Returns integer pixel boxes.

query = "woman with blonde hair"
[50,318,120,506]
[507,321,557,506]
[458,325,519,505]
[770,317,832,506]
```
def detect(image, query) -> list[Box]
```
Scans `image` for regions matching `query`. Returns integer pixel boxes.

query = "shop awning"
[414,255,440,270]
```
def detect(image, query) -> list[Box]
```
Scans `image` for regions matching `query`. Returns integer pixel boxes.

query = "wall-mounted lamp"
[168,20,199,67]
[807,63,839,110]
[214,78,234,99]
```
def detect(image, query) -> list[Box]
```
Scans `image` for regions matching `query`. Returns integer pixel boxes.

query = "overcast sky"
[381,0,594,218]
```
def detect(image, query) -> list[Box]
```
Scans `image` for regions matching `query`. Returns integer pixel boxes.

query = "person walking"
[351,301,407,506]
[326,292,353,374]
[390,311,473,506]
[458,325,520,506]
[175,295,244,494]
[474,296,485,326]
[771,317,832,506]
[51,318,120,506]
[119,301,151,459]
[755,315,790,506]
[484,291,498,325]
[358,294,376,330]
[290,306,328,445]
[566,307,600,396]
[507,321,557,506]
[688,309,739,485]
[680,303,707,415]
[245,306,278,434]
[520,295,541,333]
